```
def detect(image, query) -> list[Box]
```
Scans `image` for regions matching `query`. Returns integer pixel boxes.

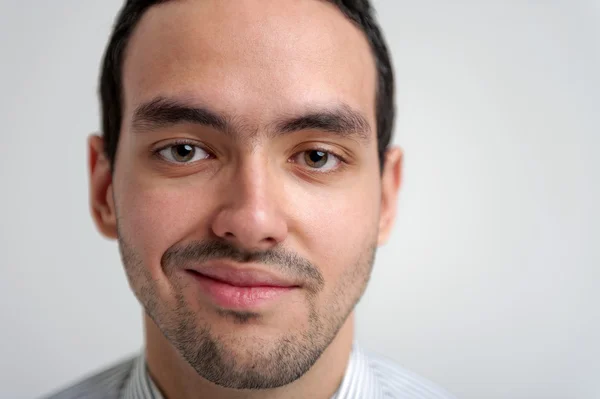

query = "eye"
[157,143,211,164]
[294,149,341,172]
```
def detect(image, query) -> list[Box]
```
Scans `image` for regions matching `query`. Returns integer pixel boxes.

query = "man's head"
[89,0,402,390]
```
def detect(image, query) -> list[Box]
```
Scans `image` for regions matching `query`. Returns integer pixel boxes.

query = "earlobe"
[88,134,118,239]
[377,146,403,246]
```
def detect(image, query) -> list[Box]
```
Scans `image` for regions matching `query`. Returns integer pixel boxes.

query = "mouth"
[185,266,300,310]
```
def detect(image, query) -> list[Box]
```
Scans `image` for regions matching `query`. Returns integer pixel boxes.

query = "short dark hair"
[99,0,395,171]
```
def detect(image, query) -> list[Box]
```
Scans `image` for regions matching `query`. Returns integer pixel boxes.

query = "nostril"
[224,232,235,238]
[263,237,277,245]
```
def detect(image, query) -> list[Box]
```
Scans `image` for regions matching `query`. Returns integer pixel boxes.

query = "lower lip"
[187,271,296,310]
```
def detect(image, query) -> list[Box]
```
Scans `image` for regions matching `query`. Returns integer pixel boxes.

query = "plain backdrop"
[1,1,598,398]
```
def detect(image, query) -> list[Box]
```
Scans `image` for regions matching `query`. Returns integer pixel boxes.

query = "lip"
[188,263,298,288]
[185,262,299,310]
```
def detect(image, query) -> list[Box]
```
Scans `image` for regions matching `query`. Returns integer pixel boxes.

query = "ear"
[88,135,118,239]
[377,146,403,246]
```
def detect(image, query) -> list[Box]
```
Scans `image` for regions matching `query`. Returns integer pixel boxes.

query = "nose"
[210,160,288,252]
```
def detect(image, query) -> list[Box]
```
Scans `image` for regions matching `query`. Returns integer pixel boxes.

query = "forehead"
[122,0,377,136]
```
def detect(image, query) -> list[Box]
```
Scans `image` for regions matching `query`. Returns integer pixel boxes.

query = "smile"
[185,266,299,310]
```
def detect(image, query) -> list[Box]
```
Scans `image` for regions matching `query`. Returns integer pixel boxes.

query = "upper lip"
[186,261,299,288]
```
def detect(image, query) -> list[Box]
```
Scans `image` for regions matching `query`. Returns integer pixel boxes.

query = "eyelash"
[152,139,348,173]
[152,139,212,160]
[289,145,347,174]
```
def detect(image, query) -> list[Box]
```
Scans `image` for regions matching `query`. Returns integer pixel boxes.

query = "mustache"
[161,240,325,289]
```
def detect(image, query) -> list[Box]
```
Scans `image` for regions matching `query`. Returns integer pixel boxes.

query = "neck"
[144,313,355,399]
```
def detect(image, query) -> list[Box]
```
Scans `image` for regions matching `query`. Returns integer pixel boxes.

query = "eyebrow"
[131,96,371,142]
[132,97,229,133]
[273,105,371,142]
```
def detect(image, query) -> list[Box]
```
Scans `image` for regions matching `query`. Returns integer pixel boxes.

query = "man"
[48,0,455,398]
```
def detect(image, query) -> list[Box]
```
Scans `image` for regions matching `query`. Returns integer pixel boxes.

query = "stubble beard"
[117,231,377,389]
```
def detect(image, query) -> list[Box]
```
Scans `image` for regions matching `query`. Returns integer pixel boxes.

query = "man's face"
[90,0,401,390]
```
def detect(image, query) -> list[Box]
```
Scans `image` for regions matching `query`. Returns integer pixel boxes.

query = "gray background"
[1,1,598,398]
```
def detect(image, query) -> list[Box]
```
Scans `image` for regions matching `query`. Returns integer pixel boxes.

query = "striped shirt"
[45,342,456,399]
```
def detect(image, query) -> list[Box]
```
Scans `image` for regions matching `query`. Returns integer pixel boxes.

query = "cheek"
[116,179,207,276]
[290,178,380,282]
[115,136,204,254]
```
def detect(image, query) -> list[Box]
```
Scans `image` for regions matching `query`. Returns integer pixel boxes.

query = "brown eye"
[293,149,341,172]
[304,150,328,168]
[158,143,210,164]
[171,144,195,162]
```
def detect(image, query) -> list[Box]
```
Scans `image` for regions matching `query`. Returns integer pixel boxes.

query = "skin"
[89,0,403,398]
